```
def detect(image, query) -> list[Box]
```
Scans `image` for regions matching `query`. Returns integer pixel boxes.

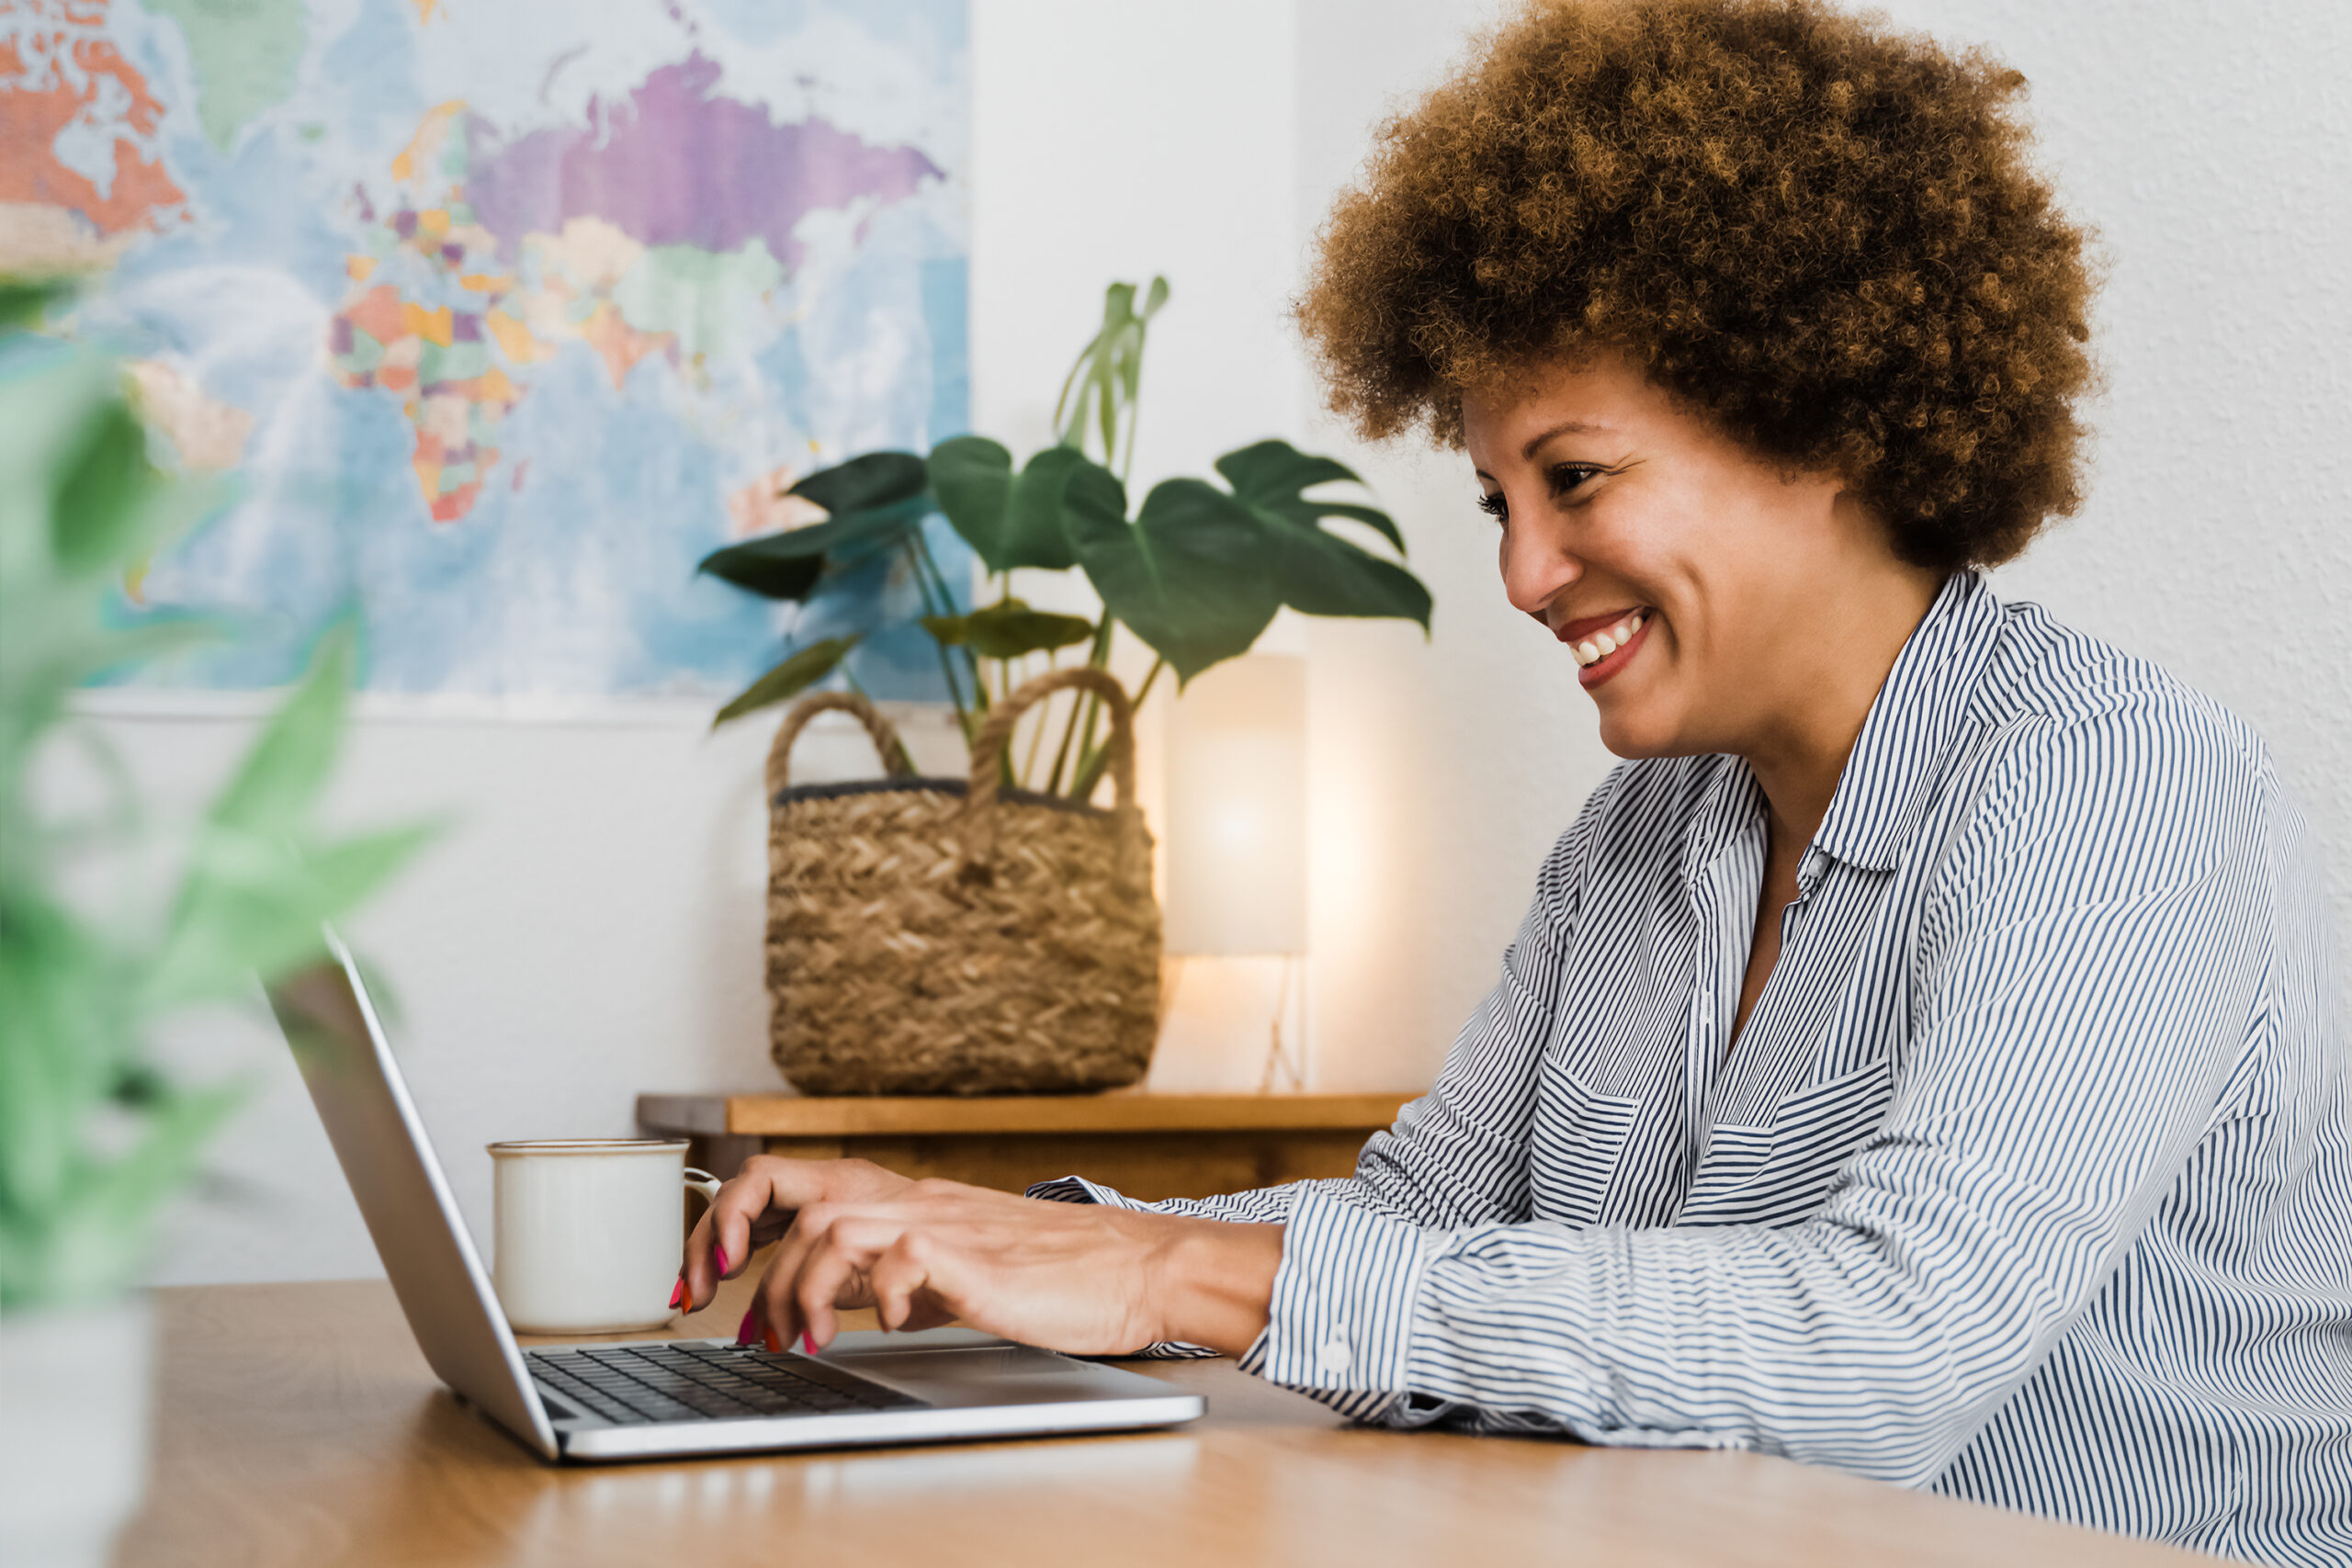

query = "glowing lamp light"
[1165,654,1306,957]
[1164,654,1308,1090]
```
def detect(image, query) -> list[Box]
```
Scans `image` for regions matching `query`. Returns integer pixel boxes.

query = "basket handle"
[765,691,916,798]
[960,667,1141,884]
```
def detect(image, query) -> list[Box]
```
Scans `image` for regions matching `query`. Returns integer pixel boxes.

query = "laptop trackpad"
[826,1345,1159,1410]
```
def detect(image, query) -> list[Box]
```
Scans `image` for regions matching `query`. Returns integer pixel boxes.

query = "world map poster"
[2,0,971,704]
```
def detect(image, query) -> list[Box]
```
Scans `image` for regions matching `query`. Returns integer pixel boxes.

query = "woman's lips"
[1567,610,1652,690]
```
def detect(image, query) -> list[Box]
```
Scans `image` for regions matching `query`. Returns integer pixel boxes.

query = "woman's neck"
[1741,570,1944,852]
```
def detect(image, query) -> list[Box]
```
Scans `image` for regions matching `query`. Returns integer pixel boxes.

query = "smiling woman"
[676,3,2351,1559]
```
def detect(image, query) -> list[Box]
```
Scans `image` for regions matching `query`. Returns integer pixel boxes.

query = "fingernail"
[763,1325,785,1356]
[799,1332,816,1356]
[715,1244,729,1275]
[669,1277,684,1310]
[734,1308,755,1347]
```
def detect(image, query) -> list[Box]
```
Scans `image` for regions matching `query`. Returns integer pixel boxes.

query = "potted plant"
[0,277,430,1567]
[697,278,1431,797]
[696,280,1431,1096]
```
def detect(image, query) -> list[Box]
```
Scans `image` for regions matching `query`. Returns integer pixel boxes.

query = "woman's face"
[1461,353,1931,764]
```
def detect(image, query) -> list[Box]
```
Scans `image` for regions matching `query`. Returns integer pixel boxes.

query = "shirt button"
[1317,1337,1352,1373]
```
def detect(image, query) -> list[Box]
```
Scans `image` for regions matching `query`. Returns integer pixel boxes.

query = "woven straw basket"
[763,667,1161,1096]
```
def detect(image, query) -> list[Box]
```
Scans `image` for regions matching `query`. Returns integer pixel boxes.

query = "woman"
[680,1,2351,1557]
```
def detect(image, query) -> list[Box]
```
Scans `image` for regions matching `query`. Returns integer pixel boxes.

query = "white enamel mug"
[487,1138,721,1335]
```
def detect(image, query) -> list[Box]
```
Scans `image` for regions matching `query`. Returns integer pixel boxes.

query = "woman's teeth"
[1571,610,1646,668]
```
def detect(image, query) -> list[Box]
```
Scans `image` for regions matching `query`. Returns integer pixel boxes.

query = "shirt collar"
[1809,570,2003,874]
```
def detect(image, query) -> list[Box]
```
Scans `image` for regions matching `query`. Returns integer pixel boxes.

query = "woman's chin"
[1593,702,1691,761]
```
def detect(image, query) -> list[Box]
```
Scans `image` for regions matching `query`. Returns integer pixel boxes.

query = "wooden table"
[635,1091,1412,1201]
[119,1278,2204,1567]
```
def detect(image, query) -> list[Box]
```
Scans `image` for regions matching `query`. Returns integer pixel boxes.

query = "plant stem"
[1045,612,1117,795]
[903,539,977,742]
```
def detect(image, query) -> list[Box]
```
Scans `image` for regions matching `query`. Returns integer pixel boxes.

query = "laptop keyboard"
[529,1341,927,1426]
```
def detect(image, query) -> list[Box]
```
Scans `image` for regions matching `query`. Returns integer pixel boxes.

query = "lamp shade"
[1164,653,1306,955]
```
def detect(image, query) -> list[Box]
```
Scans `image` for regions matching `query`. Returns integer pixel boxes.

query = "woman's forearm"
[1145,1215,1285,1356]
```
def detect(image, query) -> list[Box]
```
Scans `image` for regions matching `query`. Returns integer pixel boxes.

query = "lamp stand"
[1256,953,1306,1093]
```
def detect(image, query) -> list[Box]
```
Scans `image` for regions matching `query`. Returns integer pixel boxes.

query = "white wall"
[118,0,2351,1284]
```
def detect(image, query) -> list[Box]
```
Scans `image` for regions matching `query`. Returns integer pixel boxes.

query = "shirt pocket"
[1676,1059,1893,1228]
[1529,1065,1645,1225]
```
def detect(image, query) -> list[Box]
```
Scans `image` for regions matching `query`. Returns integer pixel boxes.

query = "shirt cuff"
[1025,1174,1147,1211]
[1237,1186,1441,1425]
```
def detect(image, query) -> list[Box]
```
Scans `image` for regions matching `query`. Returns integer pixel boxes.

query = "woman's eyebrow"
[1521,419,1612,461]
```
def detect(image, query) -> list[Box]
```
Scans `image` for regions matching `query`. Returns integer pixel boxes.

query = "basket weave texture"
[763,668,1161,1096]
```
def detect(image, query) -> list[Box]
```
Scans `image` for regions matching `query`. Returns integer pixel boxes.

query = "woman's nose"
[1498,513,1579,617]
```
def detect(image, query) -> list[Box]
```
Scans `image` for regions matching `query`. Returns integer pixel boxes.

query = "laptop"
[266,931,1204,1462]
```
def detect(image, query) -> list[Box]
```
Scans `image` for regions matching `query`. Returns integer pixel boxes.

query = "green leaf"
[1269,521,1433,627]
[696,452,935,602]
[929,439,1104,574]
[921,598,1094,660]
[1215,439,1407,553]
[51,397,162,574]
[788,451,927,516]
[710,636,859,728]
[1212,439,1430,629]
[0,279,71,333]
[1069,478,1281,686]
[925,435,1011,564]
[204,623,353,837]
[697,499,928,601]
[145,821,437,1009]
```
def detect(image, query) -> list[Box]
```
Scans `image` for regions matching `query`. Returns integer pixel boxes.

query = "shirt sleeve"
[1244,708,2277,1482]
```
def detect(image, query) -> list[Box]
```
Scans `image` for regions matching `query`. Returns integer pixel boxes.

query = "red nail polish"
[669,1278,684,1310]
[763,1326,785,1356]
[715,1244,729,1275]
[735,1308,755,1346]
[799,1332,816,1356]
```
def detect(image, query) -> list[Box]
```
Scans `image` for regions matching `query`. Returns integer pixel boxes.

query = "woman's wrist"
[1138,1213,1284,1357]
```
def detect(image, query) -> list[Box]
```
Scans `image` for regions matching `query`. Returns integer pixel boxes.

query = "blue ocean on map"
[2,0,970,702]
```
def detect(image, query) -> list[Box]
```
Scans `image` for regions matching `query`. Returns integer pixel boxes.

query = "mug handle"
[684,1167,722,1237]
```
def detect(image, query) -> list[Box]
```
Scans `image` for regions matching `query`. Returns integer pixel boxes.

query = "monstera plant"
[701,278,1430,799]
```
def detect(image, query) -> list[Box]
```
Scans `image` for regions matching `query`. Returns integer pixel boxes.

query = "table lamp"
[1163,653,1307,1091]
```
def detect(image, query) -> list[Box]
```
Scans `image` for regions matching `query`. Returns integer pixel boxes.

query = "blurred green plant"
[700,278,1431,800]
[0,282,432,1312]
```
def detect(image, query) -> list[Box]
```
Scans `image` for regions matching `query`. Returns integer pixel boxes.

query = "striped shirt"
[1035,571,2352,1563]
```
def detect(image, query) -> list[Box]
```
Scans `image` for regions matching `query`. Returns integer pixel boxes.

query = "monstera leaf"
[927,437,1113,574]
[1067,475,1282,686]
[1214,440,1430,630]
[696,452,933,602]
[921,597,1094,660]
[710,636,860,728]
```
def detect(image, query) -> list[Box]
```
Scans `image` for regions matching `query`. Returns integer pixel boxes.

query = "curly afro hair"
[1297,0,2098,571]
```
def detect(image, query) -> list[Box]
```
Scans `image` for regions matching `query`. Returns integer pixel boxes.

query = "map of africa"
[1,0,970,701]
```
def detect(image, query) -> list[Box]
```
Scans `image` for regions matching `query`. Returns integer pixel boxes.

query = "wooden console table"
[635,1092,1412,1201]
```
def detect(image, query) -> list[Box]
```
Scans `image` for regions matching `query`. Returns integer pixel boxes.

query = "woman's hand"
[680,1156,1283,1358]
[679,1156,913,1317]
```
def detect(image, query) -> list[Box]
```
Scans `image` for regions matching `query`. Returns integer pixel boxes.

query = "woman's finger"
[787,1213,896,1349]
[868,1231,939,1332]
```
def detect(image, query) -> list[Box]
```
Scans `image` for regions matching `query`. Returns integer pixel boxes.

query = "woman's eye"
[1550,463,1602,497]
[1476,491,1508,521]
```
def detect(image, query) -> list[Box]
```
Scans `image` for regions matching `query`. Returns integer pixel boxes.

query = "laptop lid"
[267,932,559,1460]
